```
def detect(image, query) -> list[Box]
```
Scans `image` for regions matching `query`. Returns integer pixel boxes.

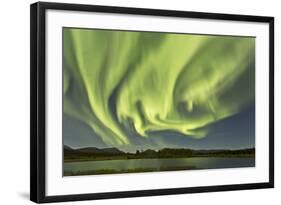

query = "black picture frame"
[30,1,274,203]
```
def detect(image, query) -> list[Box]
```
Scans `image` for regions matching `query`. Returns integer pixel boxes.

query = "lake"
[64,157,255,176]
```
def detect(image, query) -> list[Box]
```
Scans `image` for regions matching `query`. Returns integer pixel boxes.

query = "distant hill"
[78,147,124,155]
[64,145,124,156]
[64,145,73,150]
[140,149,157,155]
[64,145,255,162]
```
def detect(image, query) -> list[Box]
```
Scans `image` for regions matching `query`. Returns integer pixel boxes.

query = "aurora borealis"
[63,28,255,152]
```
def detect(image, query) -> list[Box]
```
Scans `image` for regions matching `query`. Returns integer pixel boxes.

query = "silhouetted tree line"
[64,145,255,160]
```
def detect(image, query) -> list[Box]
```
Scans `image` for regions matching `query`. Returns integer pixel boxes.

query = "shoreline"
[64,155,255,163]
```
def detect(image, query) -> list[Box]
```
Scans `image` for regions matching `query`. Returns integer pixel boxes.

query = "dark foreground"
[64,156,255,176]
[64,145,255,162]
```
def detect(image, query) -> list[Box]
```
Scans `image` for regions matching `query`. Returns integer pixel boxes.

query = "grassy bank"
[64,154,255,163]
[64,165,197,176]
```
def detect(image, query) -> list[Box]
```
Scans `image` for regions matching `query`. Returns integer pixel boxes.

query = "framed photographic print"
[30,1,274,203]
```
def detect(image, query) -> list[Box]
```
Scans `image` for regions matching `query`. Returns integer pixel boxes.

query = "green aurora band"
[63,28,255,148]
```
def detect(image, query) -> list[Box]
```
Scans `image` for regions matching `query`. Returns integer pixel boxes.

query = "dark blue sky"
[64,103,255,151]
[149,104,255,150]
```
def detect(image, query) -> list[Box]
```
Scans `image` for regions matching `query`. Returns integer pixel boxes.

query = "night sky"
[63,103,255,152]
[63,28,255,153]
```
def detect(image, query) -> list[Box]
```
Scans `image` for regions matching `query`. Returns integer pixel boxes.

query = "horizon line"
[64,144,255,153]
